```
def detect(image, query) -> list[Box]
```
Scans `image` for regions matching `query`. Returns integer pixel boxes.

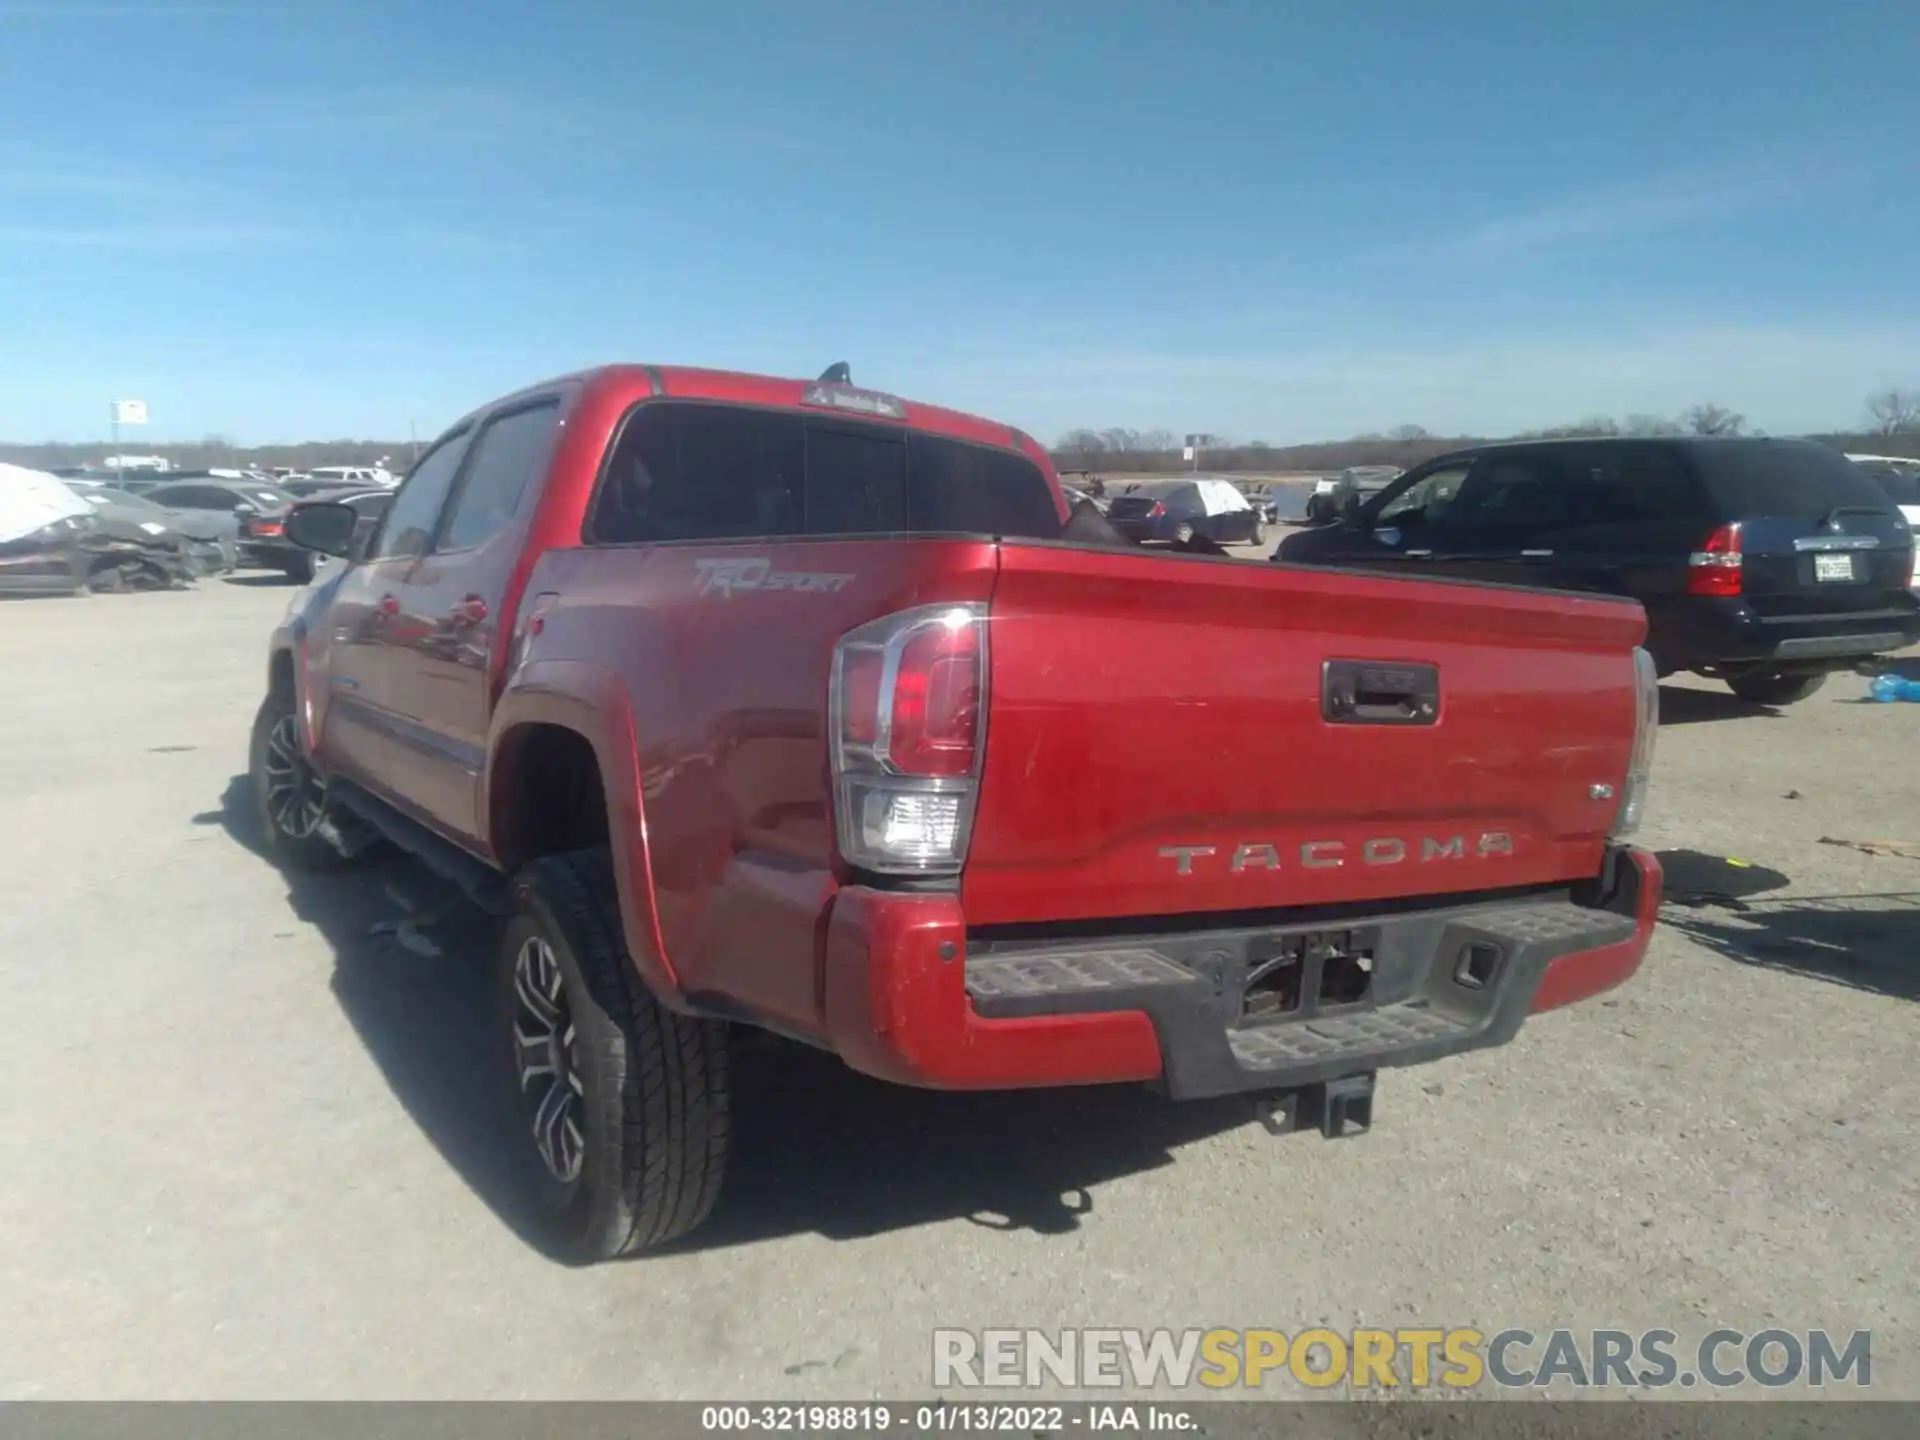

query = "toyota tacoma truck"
[254,363,1663,1262]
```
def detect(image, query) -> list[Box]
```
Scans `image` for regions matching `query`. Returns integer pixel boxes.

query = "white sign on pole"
[1182,446,1195,462]
[112,399,149,425]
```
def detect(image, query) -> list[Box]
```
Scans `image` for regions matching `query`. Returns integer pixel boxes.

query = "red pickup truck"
[255,364,1663,1262]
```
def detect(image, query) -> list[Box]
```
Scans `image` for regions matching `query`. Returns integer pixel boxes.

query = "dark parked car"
[1305,466,1402,525]
[67,482,237,575]
[1276,437,1920,705]
[289,488,394,581]
[282,476,369,499]
[1105,478,1264,545]
[131,478,311,581]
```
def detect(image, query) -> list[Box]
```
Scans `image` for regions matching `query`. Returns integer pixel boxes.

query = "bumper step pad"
[1228,1000,1471,1070]
[964,897,1637,1099]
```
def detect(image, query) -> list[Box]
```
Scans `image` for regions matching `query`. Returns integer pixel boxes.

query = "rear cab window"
[589,401,1063,544]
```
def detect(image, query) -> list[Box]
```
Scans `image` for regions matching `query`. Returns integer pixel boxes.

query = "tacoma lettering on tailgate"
[1157,832,1515,876]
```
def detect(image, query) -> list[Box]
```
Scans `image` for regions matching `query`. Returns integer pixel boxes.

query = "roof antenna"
[818,361,852,385]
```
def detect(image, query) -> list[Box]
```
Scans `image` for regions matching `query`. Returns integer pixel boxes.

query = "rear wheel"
[1174,522,1196,544]
[248,693,348,869]
[501,850,730,1262]
[1251,515,1268,545]
[1726,670,1827,706]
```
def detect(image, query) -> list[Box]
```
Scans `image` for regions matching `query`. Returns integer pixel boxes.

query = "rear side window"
[1562,444,1707,525]
[1691,441,1896,519]
[438,401,560,552]
[591,402,1062,544]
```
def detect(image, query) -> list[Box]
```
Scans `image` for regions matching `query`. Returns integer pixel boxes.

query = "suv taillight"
[1686,523,1743,596]
[1610,647,1659,837]
[830,603,988,874]
[1148,501,1166,518]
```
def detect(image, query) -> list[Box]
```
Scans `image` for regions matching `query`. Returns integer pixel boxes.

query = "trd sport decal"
[693,557,855,597]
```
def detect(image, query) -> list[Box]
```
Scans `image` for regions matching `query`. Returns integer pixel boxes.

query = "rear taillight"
[1148,502,1166,518]
[1686,523,1742,596]
[830,603,988,874]
[1610,647,1659,838]
[251,519,284,537]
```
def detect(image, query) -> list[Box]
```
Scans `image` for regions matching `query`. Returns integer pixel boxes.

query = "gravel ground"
[0,564,1914,1405]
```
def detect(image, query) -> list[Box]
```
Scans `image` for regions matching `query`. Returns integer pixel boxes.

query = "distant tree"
[1684,403,1745,436]
[1099,427,1142,453]
[1387,423,1429,441]
[1139,429,1176,451]
[1056,428,1107,453]
[1352,431,1387,442]
[1866,388,1920,436]
[1622,413,1682,436]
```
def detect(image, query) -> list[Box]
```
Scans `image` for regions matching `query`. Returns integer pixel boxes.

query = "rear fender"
[487,660,683,1008]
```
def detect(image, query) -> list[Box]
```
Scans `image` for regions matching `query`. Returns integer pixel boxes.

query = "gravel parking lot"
[2,559,1916,1403]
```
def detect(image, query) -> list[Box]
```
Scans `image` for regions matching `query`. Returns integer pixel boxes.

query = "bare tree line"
[0,435,410,473]
[4,388,1916,479]
[1052,390,1920,473]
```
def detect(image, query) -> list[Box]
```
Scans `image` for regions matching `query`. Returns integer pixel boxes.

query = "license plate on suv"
[1814,553,1857,583]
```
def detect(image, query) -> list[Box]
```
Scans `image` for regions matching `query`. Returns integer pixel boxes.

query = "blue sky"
[2,0,1916,446]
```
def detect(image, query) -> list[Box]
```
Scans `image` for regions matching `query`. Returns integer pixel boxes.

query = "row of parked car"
[1051,444,1920,708]
[0,464,396,597]
[1275,440,1920,706]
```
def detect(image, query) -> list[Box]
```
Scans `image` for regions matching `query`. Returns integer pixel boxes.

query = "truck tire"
[1726,671,1826,706]
[1174,522,1196,544]
[501,850,730,1262]
[247,692,350,870]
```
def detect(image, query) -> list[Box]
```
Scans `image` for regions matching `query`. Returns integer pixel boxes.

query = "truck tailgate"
[963,545,1648,926]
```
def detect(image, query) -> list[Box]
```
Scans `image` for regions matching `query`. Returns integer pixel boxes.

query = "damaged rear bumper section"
[823,846,1661,1100]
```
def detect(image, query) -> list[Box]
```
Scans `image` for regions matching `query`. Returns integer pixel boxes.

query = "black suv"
[1275,437,1920,705]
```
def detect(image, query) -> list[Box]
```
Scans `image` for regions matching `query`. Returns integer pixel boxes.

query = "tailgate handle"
[1322,659,1440,726]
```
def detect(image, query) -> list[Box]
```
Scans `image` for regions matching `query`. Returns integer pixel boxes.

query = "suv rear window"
[590,402,1062,544]
[1689,441,1896,520]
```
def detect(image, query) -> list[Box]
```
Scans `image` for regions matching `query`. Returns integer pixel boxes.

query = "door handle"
[1403,549,1433,559]
[377,594,399,617]
[448,594,489,626]
[1521,549,1554,558]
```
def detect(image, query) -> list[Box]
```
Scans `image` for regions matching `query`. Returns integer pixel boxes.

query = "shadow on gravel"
[1655,684,1781,725]
[1656,848,1919,1002]
[195,775,1254,1259]
[221,573,299,587]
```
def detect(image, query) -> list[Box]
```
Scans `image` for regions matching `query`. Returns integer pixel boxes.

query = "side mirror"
[286,501,359,558]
